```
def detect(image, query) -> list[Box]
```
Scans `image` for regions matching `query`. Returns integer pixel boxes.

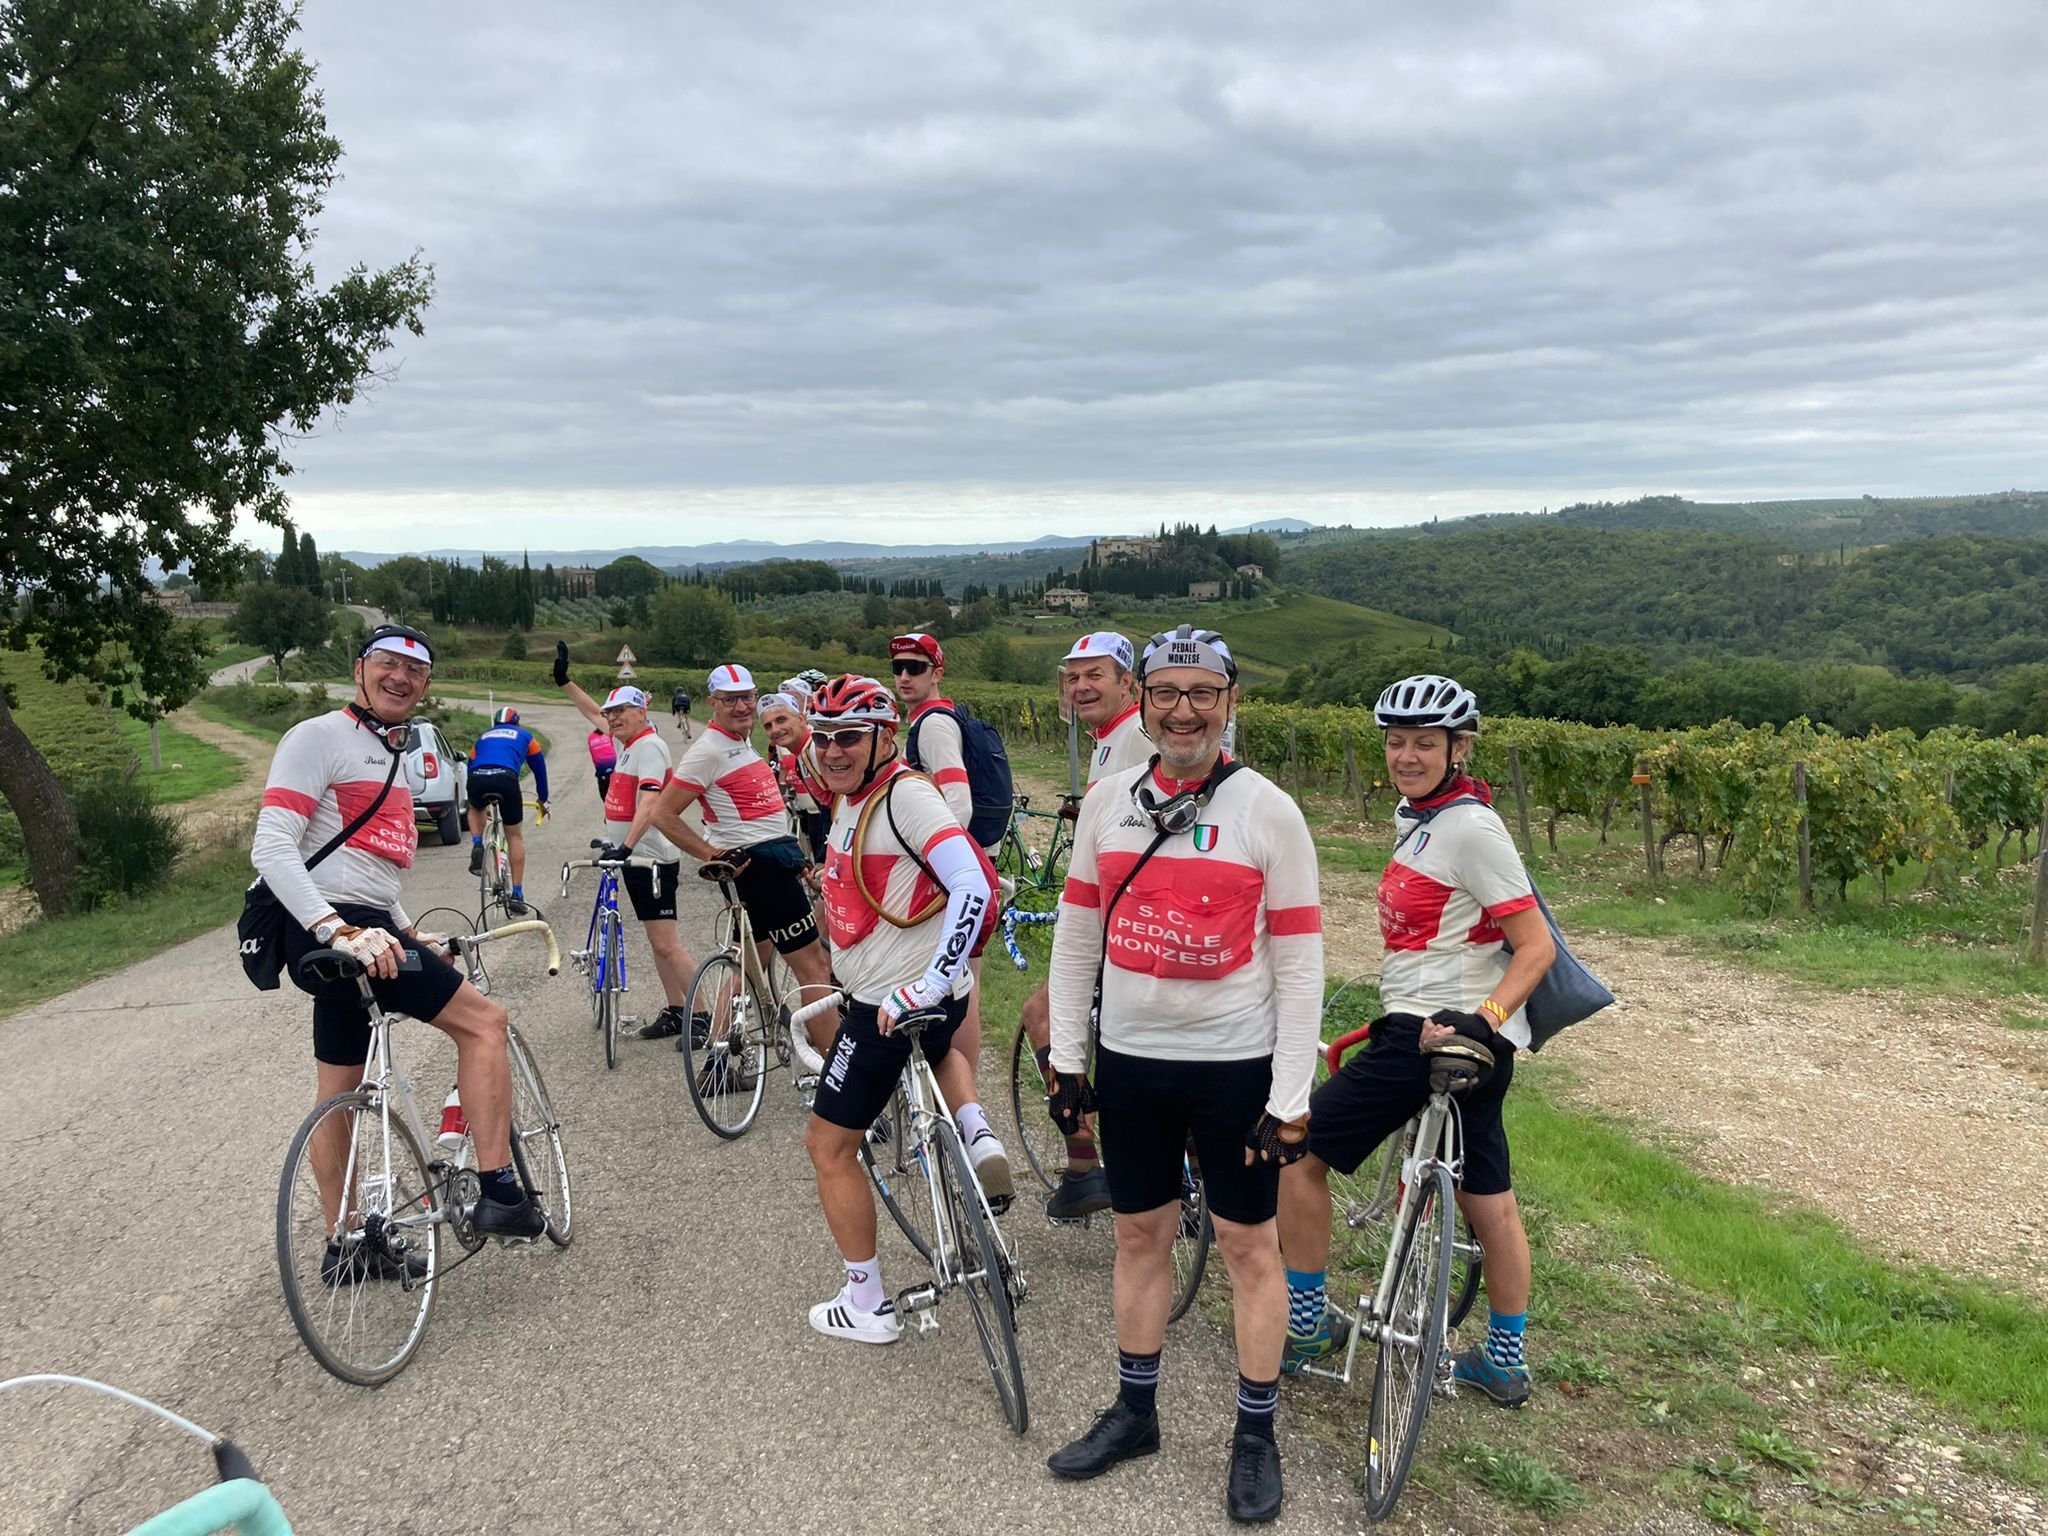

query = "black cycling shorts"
[811,994,969,1132]
[732,839,817,954]
[623,859,680,923]
[1306,1014,1518,1198]
[466,765,524,823]
[1094,1043,1278,1226]
[279,902,465,1068]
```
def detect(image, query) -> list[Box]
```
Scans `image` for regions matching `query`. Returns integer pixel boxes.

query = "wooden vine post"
[2030,790,2048,965]
[1342,730,1367,820]
[1507,744,1534,859]
[1794,760,1814,911]
[1633,757,1657,880]
[1286,721,1302,804]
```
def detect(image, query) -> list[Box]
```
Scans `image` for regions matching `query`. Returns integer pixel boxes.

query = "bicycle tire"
[934,1118,1028,1434]
[863,1080,936,1263]
[506,1025,574,1247]
[1169,1156,1212,1323]
[598,912,624,1070]
[679,953,766,1138]
[1330,1131,1400,1285]
[1447,1208,1484,1330]
[1364,1163,1454,1523]
[276,1089,440,1386]
[1006,1025,1065,1192]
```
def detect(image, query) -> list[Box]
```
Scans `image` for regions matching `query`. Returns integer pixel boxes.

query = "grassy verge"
[110,714,245,803]
[0,838,252,1019]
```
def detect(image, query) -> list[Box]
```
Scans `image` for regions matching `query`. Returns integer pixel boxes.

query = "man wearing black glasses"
[254,625,548,1268]
[1041,625,1322,1525]
[889,632,1013,1209]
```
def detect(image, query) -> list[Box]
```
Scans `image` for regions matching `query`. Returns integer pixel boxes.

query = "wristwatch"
[313,916,345,946]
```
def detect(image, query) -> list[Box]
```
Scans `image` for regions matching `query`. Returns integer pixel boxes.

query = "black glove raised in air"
[553,640,570,687]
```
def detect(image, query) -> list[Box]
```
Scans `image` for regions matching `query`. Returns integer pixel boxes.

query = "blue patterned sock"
[470,833,482,845]
[1484,1310,1527,1371]
[1236,1374,1279,1442]
[1286,1268,1327,1336]
[1118,1348,1162,1416]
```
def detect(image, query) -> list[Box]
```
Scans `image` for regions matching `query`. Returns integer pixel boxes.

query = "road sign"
[616,646,637,665]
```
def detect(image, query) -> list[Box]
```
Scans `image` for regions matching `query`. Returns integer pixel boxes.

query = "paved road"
[0,696,1364,1535]
[207,606,389,686]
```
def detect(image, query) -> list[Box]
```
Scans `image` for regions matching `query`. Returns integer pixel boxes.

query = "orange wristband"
[1480,998,1509,1027]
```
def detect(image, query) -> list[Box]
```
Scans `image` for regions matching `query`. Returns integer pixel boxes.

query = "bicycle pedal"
[1044,1212,1092,1230]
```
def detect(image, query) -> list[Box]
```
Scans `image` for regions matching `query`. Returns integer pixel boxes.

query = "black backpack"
[906,702,1013,848]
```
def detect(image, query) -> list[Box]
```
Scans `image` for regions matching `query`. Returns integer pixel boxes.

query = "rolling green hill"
[985,591,1447,684]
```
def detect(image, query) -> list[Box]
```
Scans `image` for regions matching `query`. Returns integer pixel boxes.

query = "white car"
[405,718,468,845]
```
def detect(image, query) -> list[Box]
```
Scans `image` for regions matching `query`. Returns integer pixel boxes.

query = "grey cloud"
[280,1,2048,540]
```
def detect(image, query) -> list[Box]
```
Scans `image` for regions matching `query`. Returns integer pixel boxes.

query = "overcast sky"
[280,0,2048,552]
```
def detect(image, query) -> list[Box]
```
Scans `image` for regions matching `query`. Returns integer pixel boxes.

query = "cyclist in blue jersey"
[466,707,550,914]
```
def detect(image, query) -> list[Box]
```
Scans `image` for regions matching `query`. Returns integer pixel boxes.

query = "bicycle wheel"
[863,1080,936,1263]
[1329,1131,1400,1285]
[1364,1163,1454,1523]
[1169,1154,1212,1324]
[934,1118,1028,1434]
[1006,1026,1065,1192]
[599,912,625,1070]
[1447,1207,1484,1329]
[679,953,766,1138]
[506,1025,574,1247]
[276,1089,441,1386]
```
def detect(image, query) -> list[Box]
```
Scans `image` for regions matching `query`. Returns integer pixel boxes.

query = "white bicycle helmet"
[1373,674,1480,731]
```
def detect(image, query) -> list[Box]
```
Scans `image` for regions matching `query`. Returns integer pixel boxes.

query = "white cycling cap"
[1139,625,1235,681]
[1060,632,1135,671]
[601,685,649,710]
[706,662,756,694]
[758,691,801,717]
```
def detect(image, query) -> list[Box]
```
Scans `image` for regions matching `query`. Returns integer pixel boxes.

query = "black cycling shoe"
[505,893,528,916]
[638,1008,685,1040]
[321,1237,427,1287]
[1045,1166,1112,1221]
[1047,1402,1161,1481]
[468,843,484,875]
[1226,1431,1284,1524]
[474,1192,547,1240]
[671,1011,715,1052]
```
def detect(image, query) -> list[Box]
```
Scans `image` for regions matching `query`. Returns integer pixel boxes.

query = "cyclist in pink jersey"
[587,726,619,807]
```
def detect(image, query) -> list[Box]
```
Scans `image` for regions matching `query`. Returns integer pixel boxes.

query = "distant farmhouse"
[1043,586,1092,613]
[1089,536,1161,565]
[556,565,599,597]
[1187,580,1222,601]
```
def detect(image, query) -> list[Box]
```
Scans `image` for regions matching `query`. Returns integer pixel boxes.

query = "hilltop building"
[1089,536,1161,565]
[1043,586,1092,613]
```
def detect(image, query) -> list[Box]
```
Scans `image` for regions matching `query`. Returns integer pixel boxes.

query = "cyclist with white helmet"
[800,675,997,1344]
[464,705,549,915]
[1276,674,1555,1408]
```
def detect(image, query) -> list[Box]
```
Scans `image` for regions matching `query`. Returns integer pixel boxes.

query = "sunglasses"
[815,727,881,750]
[890,659,931,677]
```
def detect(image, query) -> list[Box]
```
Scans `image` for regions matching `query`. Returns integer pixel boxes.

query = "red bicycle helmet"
[807,674,900,728]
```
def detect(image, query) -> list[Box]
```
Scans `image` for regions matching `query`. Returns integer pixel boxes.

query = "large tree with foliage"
[640,584,737,667]
[0,0,433,914]
[230,579,331,676]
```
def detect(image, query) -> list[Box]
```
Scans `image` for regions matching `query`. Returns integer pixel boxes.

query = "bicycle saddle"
[891,1008,950,1037]
[1425,1037,1495,1096]
[297,948,422,986]
[697,859,742,882]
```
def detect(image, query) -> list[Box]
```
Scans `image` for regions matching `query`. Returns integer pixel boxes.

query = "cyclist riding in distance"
[1019,630,1150,1220]
[252,624,547,1259]
[758,690,832,869]
[1043,624,1322,1526]
[800,675,997,1344]
[889,631,1013,1211]
[587,724,618,810]
[672,683,693,740]
[552,644,704,1042]
[466,706,550,915]
[641,664,838,1061]
[1276,674,1554,1407]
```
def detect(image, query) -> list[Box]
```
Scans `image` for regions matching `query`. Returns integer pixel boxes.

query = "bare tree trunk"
[0,686,81,916]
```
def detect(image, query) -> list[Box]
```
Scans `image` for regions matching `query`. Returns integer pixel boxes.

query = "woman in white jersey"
[1275,674,1555,1408]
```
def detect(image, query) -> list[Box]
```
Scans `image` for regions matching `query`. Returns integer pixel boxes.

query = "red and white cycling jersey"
[251,709,419,928]
[1378,780,1538,1048]
[671,723,790,850]
[905,697,971,830]
[821,761,996,1004]
[1087,703,1151,785]
[1048,759,1323,1121]
[773,731,829,814]
[604,726,678,862]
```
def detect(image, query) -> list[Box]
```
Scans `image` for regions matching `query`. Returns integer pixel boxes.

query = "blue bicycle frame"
[584,865,627,1001]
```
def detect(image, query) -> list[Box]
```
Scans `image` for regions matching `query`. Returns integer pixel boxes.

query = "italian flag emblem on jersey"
[1192,823,1219,852]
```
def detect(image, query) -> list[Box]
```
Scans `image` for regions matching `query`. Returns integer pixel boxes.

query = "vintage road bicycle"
[793,987,1031,1432]
[274,921,571,1386]
[476,795,546,921]
[560,841,661,1070]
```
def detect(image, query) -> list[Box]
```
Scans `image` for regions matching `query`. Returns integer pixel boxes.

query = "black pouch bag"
[238,752,401,990]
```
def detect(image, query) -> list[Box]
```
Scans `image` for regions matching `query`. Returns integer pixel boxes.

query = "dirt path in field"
[1016,763,2048,1299]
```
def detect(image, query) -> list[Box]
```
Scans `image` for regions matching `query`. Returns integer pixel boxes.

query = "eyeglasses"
[890,659,931,677]
[1144,683,1226,711]
[815,727,881,750]
[365,653,431,681]
[713,691,758,704]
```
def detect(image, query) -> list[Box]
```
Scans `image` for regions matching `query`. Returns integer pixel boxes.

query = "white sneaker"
[967,1128,1015,1211]
[808,1285,901,1346]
